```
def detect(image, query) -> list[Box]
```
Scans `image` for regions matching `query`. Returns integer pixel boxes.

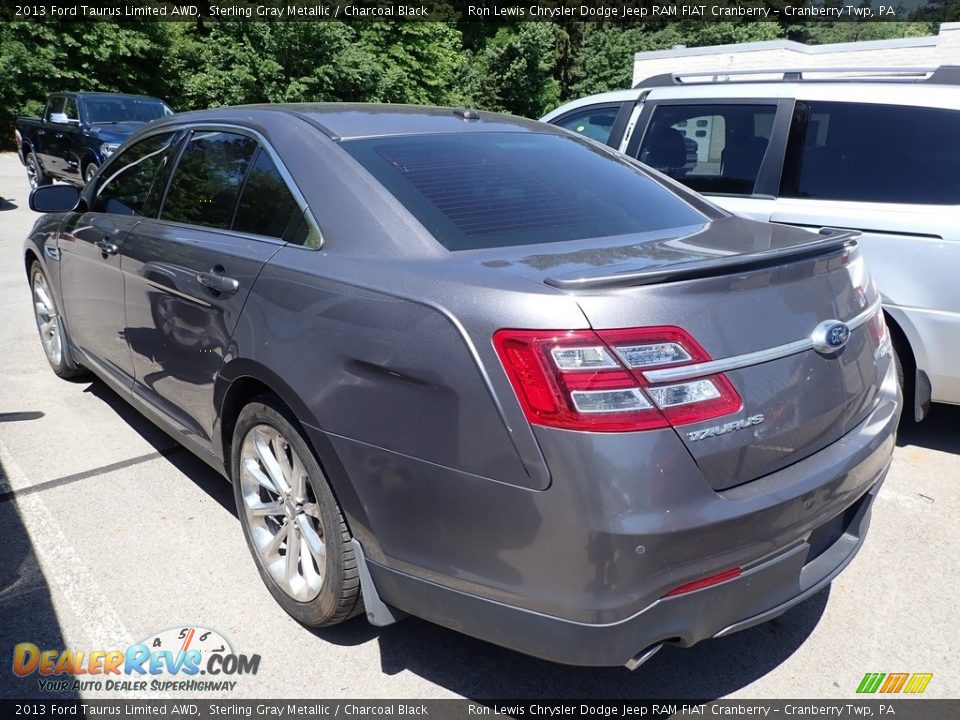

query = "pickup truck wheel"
[83,161,99,184]
[232,397,363,627]
[26,152,52,189]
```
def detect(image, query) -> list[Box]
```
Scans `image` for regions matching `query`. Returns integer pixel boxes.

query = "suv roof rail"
[634,66,960,88]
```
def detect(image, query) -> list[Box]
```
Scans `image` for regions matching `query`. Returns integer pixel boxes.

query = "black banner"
[2,0,957,23]
[2,700,960,719]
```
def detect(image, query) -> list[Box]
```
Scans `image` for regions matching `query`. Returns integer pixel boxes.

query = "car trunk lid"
[478,217,887,490]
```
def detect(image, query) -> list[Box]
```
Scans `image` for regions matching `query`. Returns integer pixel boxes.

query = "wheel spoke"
[285,526,301,584]
[271,434,294,486]
[242,457,278,495]
[297,515,326,568]
[302,502,320,519]
[255,430,289,495]
[249,500,284,517]
[263,522,288,558]
[289,452,307,501]
[34,285,54,314]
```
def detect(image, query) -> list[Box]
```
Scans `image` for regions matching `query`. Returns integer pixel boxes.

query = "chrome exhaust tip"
[624,643,664,671]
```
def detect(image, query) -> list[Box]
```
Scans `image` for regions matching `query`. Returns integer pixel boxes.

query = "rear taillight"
[493,326,742,432]
[868,311,891,354]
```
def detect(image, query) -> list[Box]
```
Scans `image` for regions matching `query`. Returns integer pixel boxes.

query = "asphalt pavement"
[0,151,957,701]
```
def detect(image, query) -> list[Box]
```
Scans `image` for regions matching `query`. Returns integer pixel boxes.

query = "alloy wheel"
[238,424,326,602]
[32,271,62,367]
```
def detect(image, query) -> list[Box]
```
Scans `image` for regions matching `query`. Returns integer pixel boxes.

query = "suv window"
[93,132,178,216]
[554,106,620,144]
[63,97,79,122]
[343,132,706,251]
[233,149,302,240]
[638,104,776,195]
[45,97,65,122]
[781,101,960,205]
[161,131,259,229]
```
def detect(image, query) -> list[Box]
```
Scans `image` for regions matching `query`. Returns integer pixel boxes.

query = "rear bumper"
[367,464,886,667]
[355,355,899,666]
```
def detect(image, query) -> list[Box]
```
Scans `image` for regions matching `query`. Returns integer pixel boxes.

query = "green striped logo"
[857,672,933,694]
[857,673,886,693]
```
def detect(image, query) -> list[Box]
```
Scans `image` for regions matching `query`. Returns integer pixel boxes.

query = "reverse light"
[647,380,721,408]
[493,326,742,433]
[551,346,619,370]
[615,342,691,368]
[571,388,652,414]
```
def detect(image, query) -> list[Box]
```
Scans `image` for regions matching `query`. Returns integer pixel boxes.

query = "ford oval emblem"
[812,320,851,354]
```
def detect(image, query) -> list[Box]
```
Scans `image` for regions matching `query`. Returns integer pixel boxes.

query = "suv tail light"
[493,327,742,432]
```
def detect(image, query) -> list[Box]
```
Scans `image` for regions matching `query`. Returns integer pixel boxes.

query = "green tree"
[463,24,561,117]
[786,21,934,44]
[358,23,464,105]
[569,21,783,98]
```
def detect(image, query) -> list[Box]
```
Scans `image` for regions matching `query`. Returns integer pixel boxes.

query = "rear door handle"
[55,133,64,139]
[96,238,119,256]
[198,271,239,294]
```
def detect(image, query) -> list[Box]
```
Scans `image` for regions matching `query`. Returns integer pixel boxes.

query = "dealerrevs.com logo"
[12,626,260,693]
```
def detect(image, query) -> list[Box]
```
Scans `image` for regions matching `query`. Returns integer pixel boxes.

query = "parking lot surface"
[0,151,957,700]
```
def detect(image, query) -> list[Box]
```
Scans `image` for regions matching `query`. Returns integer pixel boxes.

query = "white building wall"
[633,23,960,86]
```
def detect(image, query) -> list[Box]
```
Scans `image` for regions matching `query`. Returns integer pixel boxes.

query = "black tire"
[26,151,52,189]
[892,342,915,425]
[29,262,85,380]
[886,315,916,425]
[83,160,99,185]
[231,396,362,626]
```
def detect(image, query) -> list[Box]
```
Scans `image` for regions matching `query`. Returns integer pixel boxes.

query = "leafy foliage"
[462,24,561,117]
[0,17,946,148]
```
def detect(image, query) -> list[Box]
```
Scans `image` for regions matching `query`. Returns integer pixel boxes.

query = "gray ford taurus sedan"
[24,104,900,669]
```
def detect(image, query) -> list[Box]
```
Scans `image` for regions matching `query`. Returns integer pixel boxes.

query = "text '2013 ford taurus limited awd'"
[24,104,900,669]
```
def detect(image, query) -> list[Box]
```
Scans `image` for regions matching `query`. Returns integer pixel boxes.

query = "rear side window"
[93,132,178,216]
[781,101,960,205]
[637,104,777,196]
[554,105,620,144]
[233,149,302,240]
[342,132,705,251]
[162,131,259,229]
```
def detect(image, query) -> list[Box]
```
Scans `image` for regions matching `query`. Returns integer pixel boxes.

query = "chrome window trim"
[98,122,324,249]
[642,298,882,384]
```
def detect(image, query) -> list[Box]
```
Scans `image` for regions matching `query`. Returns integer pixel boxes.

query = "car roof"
[541,90,645,122]
[63,92,167,102]
[544,67,960,120]
[163,103,558,141]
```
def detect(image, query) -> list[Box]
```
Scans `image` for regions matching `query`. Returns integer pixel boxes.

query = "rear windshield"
[342,132,706,251]
[85,97,173,124]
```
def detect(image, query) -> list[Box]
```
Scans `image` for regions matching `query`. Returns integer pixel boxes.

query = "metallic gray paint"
[22,104,900,667]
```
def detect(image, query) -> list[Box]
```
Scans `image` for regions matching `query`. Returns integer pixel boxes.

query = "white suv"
[543,66,960,421]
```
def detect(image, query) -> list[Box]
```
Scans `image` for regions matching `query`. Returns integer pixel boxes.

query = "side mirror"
[49,112,69,124]
[29,185,84,213]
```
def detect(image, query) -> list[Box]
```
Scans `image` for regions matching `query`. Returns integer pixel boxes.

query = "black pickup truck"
[14,92,174,188]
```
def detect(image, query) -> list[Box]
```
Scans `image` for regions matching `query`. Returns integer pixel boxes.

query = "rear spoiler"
[544,229,859,290]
